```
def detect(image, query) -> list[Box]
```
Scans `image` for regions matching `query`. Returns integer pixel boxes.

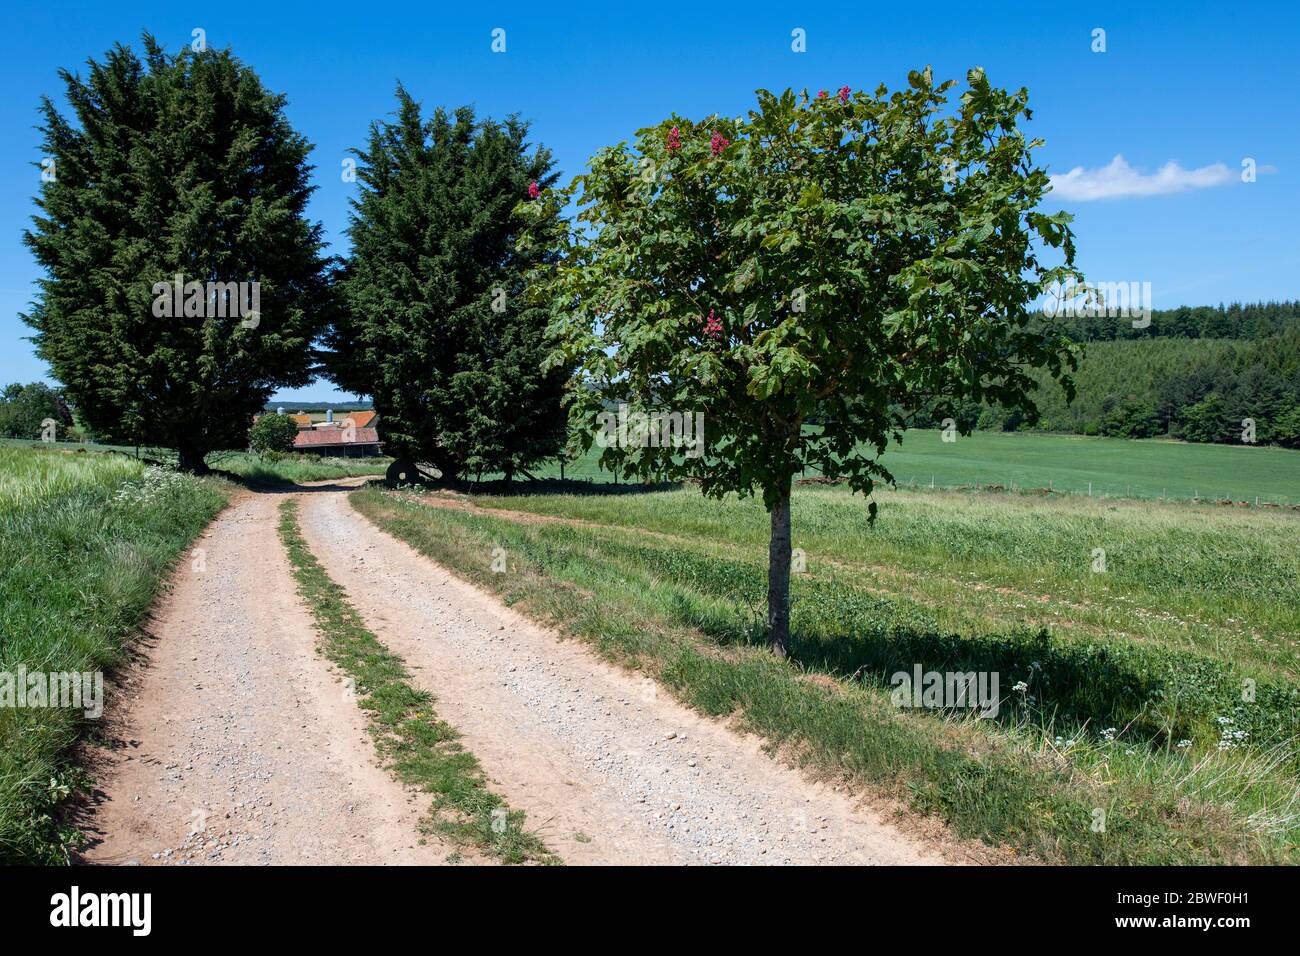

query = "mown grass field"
[502,429,1300,504]
[353,480,1300,864]
[0,447,228,862]
[12,427,1298,503]
[864,429,1300,503]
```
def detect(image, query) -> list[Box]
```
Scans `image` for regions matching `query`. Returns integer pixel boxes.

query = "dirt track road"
[82,487,465,866]
[85,481,953,866]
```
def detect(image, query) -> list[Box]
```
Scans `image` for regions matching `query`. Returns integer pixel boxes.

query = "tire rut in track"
[81,488,471,866]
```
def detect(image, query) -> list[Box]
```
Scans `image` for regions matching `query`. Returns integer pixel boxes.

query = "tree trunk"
[767,480,793,658]
[177,444,209,474]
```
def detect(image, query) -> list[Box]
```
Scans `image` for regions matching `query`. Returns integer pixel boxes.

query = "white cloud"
[1048,154,1235,201]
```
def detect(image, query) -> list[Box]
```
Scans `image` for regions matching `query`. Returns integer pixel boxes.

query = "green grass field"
[211,451,388,484]
[11,427,1297,503]
[870,430,1300,503]
[0,439,390,485]
[353,479,1300,864]
[3,428,1295,864]
[507,429,1300,504]
[0,446,228,863]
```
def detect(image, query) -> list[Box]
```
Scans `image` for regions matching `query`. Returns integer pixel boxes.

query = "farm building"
[251,407,384,456]
[266,407,378,427]
[291,423,382,457]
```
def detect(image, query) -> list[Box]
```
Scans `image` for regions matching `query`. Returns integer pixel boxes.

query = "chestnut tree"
[526,68,1082,656]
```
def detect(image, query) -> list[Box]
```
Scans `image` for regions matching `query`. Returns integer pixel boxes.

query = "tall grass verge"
[0,447,228,863]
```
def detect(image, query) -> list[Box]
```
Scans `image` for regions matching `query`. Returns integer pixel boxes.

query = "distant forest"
[1051,299,1300,342]
[933,301,1300,447]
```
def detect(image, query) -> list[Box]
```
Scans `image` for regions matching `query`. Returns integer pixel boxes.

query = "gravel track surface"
[83,481,954,866]
[297,487,951,866]
[82,488,466,866]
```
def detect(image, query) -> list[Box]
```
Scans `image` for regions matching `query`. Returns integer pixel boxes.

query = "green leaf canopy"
[533,68,1082,508]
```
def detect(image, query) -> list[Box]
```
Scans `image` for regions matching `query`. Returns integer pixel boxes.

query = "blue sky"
[2,1,1296,403]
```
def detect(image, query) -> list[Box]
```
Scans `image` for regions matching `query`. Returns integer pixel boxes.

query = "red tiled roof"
[343,410,377,428]
[293,426,380,448]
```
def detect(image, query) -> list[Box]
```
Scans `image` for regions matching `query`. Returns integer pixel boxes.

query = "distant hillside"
[907,303,1300,448]
[963,326,1300,447]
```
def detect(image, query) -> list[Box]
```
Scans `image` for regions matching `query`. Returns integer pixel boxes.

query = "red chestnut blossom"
[528,180,540,199]
[709,131,730,156]
[702,309,723,339]
[838,85,851,103]
[667,126,681,152]
[817,90,828,99]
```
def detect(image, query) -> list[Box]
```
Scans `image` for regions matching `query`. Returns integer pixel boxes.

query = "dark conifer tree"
[326,88,567,481]
[23,35,331,471]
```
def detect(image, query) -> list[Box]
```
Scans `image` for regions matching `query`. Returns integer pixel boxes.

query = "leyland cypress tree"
[22,35,331,472]
[326,88,567,481]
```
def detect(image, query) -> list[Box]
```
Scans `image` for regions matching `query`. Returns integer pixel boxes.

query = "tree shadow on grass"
[678,587,1293,751]
[204,465,384,493]
[583,529,1293,749]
